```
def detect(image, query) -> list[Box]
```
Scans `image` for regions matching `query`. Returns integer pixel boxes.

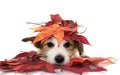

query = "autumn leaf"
[66,58,84,66]
[29,14,91,46]
[32,24,77,46]
[50,14,63,23]
[13,61,56,73]
[87,57,115,66]
[14,51,38,59]
[46,14,78,28]
[71,33,90,45]
[0,51,114,75]
[0,51,57,73]
[63,60,106,75]
[64,32,72,41]
[62,20,78,28]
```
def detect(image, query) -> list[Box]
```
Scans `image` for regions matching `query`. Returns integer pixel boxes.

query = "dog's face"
[22,36,83,65]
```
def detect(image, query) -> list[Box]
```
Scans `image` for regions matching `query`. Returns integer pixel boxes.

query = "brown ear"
[74,41,84,55]
[22,36,43,49]
[22,36,36,42]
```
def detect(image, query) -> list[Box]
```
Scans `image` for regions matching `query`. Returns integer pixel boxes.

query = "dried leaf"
[32,24,77,46]
[88,57,115,65]
[63,60,106,75]
[0,51,114,75]
[0,51,57,73]
[14,51,37,59]
[62,20,78,28]
[64,33,71,41]
[71,34,90,45]
[66,58,84,66]
[31,14,90,46]
[31,26,47,32]
[53,30,64,46]
[50,14,63,23]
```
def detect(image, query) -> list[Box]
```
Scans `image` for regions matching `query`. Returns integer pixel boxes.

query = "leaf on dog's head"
[32,24,77,46]
[50,14,63,23]
[71,34,91,45]
[31,14,90,46]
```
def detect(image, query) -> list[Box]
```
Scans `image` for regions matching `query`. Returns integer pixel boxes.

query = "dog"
[22,36,83,65]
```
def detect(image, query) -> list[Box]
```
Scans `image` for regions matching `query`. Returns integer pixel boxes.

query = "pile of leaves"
[31,14,90,46]
[0,51,114,75]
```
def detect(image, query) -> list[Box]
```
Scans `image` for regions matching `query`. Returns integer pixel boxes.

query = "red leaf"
[46,14,63,26]
[13,60,56,73]
[64,33,71,41]
[44,63,56,73]
[0,51,57,73]
[63,58,106,75]
[71,34,91,45]
[50,14,63,23]
[62,20,77,28]
[66,58,84,66]
[14,51,37,59]
[46,14,78,28]
[0,51,114,75]
[46,21,54,26]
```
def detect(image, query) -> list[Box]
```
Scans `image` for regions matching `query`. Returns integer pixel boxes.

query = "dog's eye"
[47,42,54,48]
[64,42,71,48]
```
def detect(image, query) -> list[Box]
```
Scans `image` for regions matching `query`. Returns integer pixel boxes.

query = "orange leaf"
[31,26,48,32]
[54,30,64,46]
[33,24,60,43]
[33,32,52,43]
[32,24,78,45]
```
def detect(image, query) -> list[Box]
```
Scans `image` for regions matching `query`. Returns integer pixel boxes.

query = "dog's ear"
[74,41,84,55]
[22,36,35,42]
[22,36,43,49]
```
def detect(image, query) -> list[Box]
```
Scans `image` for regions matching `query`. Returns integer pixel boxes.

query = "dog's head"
[22,14,90,65]
[22,36,83,65]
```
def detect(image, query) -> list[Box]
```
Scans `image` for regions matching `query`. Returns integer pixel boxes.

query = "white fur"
[46,38,70,65]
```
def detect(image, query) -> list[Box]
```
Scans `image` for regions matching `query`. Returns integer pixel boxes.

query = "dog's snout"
[55,55,64,64]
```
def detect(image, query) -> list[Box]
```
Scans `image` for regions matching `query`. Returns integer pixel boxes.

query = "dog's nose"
[55,55,64,64]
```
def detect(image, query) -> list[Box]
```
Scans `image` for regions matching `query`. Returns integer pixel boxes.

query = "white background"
[0,0,120,75]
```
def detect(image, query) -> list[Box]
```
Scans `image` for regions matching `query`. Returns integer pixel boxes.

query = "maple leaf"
[62,20,78,28]
[32,24,77,46]
[0,51,57,73]
[87,57,115,66]
[71,33,91,45]
[64,32,72,41]
[13,60,56,73]
[45,14,62,26]
[50,14,63,23]
[63,58,107,75]
[65,58,84,66]
[30,14,90,46]
[46,14,78,28]
[0,51,115,75]
[14,51,38,59]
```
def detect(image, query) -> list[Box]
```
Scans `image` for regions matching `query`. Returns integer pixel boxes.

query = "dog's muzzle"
[55,54,64,64]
